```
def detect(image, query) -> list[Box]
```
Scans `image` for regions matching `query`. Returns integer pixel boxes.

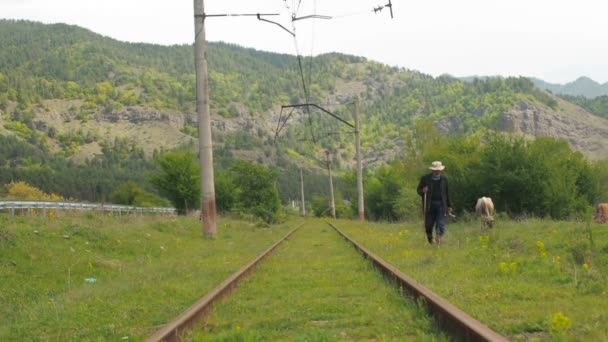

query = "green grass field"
[0,213,291,340]
[336,218,608,341]
[2,213,607,341]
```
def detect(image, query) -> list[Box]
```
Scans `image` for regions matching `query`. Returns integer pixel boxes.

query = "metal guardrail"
[0,200,176,215]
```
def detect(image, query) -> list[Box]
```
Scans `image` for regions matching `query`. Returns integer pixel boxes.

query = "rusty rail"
[146,224,303,342]
[328,222,509,342]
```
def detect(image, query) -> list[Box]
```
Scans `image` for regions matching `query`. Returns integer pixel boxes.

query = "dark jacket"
[417,173,452,211]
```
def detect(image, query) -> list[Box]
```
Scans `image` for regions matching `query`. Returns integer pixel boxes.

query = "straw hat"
[429,161,445,171]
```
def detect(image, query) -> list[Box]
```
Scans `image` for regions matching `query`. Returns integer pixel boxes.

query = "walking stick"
[423,190,427,227]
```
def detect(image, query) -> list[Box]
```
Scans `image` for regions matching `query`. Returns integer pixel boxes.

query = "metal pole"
[194,0,217,237]
[326,150,336,219]
[354,98,365,221]
[300,168,306,216]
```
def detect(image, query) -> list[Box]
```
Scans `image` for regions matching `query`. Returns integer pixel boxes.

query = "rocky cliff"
[500,97,608,160]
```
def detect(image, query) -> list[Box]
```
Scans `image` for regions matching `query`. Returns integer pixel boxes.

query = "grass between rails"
[192,219,446,341]
[0,213,293,341]
[336,218,608,341]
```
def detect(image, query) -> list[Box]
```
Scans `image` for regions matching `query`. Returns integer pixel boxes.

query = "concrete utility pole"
[326,150,336,219]
[354,98,365,221]
[194,0,217,237]
[300,168,306,216]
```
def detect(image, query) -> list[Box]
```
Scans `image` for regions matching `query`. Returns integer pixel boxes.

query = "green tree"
[148,150,200,215]
[229,160,281,223]
[365,165,404,221]
[214,170,236,213]
[311,194,331,217]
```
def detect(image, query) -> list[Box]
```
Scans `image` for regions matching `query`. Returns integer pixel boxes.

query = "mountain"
[1,19,608,202]
[531,76,608,98]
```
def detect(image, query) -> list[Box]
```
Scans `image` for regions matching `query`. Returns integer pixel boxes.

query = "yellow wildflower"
[550,311,572,333]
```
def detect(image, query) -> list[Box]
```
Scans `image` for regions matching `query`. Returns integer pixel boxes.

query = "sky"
[1,0,607,84]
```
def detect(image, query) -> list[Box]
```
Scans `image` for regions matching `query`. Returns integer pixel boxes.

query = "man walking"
[417,161,452,245]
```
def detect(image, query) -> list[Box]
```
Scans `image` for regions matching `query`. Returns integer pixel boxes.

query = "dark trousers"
[425,200,446,240]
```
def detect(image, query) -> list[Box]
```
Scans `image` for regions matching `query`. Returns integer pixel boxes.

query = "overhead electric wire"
[305,0,317,111]
[295,0,304,14]
[275,0,393,144]
[274,106,296,142]
[286,0,319,144]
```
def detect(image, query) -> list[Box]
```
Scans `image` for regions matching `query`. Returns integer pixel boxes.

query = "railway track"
[147,221,508,341]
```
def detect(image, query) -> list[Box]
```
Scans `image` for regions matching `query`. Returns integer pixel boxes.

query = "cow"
[475,197,495,229]
[594,203,608,223]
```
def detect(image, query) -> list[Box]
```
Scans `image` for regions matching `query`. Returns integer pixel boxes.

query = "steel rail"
[146,223,303,342]
[328,222,509,342]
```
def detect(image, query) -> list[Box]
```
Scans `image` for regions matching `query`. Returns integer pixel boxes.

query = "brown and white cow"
[475,197,495,229]
[594,203,608,223]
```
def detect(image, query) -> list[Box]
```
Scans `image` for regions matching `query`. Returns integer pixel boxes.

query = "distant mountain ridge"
[530,77,608,98]
[460,76,608,99]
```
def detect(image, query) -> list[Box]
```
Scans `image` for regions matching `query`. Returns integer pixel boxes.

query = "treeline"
[333,122,608,221]
[0,135,160,202]
[3,126,607,224]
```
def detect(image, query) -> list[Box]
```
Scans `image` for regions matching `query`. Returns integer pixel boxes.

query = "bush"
[229,160,281,223]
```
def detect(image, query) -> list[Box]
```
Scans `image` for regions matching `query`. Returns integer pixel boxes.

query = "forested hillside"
[1,19,607,219]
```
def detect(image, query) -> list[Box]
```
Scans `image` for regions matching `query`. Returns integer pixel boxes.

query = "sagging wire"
[256,14,294,36]
[284,0,319,144]
[281,103,355,144]
[275,0,394,144]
